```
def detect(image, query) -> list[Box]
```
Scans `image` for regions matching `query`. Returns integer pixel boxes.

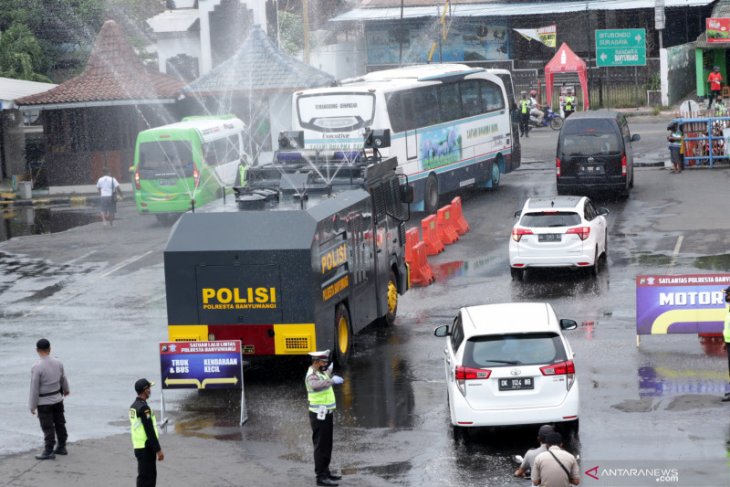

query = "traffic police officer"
[519,93,530,138]
[29,338,70,460]
[130,378,164,486]
[306,350,344,486]
[722,287,730,402]
[563,94,575,118]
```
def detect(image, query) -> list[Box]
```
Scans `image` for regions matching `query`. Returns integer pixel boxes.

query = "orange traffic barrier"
[408,241,434,287]
[436,205,459,245]
[421,215,444,255]
[450,196,470,235]
[405,227,420,263]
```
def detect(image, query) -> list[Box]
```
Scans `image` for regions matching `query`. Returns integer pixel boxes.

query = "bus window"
[460,80,482,117]
[480,81,505,112]
[204,135,241,167]
[417,87,440,127]
[438,83,462,122]
[138,140,194,176]
[386,91,412,133]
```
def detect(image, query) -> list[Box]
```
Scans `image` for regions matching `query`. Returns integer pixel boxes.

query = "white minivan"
[434,302,579,439]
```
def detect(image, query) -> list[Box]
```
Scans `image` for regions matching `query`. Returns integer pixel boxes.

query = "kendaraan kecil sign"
[595,29,646,67]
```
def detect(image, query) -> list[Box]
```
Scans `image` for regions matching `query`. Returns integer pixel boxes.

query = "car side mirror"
[597,207,610,216]
[514,210,521,218]
[631,134,641,142]
[560,319,578,331]
[433,324,451,337]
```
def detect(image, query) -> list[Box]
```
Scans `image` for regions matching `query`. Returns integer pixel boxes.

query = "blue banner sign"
[159,341,243,390]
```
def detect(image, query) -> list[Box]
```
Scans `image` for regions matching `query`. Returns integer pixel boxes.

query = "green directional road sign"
[595,28,646,67]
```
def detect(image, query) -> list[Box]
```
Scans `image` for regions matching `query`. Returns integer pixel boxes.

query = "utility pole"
[303,0,310,64]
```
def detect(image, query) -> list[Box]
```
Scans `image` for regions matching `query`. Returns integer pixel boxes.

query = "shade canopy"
[544,43,589,110]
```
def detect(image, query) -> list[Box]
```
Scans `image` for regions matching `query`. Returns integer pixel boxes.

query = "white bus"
[289,64,520,213]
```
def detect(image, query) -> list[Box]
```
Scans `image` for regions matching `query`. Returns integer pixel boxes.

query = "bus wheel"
[379,271,398,327]
[424,174,439,214]
[334,304,353,367]
[490,158,502,189]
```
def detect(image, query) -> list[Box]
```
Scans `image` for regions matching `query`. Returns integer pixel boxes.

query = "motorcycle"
[528,107,564,131]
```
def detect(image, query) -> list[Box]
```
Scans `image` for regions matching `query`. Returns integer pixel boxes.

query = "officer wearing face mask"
[305,350,344,486]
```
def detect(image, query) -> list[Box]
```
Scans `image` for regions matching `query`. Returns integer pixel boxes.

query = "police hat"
[308,350,330,361]
[134,378,155,393]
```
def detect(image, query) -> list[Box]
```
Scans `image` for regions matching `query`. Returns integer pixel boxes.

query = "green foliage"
[0,22,51,82]
[277,10,304,56]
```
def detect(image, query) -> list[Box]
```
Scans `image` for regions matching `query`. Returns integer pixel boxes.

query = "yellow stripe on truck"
[273,323,317,354]
[169,325,209,342]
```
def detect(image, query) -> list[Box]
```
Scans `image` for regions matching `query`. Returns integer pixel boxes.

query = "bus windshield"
[138,140,194,177]
[297,93,375,131]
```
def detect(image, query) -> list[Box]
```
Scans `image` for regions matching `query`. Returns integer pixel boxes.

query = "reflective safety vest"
[519,100,530,114]
[129,405,159,449]
[724,305,730,343]
[564,96,574,111]
[305,367,336,413]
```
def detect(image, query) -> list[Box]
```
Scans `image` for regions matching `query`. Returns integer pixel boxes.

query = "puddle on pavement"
[0,207,98,243]
[632,252,673,266]
[694,254,730,271]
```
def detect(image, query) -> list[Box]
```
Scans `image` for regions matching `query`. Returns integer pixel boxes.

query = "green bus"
[131,115,249,221]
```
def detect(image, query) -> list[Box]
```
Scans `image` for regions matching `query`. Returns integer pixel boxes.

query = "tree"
[0,22,51,82]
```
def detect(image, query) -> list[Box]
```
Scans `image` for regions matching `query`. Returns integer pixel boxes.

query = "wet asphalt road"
[1,116,730,486]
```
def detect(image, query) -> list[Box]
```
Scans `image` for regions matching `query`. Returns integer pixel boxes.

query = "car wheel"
[424,174,439,214]
[603,233,608,259]
[510,267,524,281]
[334,304,353,368]
[452,424,467,442]
[629,167,634,188]
[563,419,580,453]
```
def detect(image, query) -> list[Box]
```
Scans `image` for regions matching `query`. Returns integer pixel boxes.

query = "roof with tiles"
[183,25,335,96]
[17,20,184,107]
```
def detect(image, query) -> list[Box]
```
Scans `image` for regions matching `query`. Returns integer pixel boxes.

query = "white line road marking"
[101,250,154,277]
[670,235,683,268]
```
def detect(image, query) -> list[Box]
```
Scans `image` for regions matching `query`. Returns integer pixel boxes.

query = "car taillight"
[134,169,140,190]
[556,157,561,177]
[455,366,491,396]
[193,167,200,188]
[540,359,576,390]
[566,226,590,240]
[511,227,534,242]
[621,153,627,176]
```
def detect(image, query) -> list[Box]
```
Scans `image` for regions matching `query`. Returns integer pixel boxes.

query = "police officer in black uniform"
[130,378,164,487]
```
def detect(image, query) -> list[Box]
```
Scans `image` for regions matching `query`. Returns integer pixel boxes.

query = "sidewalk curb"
[0,194,99,207]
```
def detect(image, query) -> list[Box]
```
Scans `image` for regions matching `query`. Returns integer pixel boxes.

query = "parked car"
[433,302,579,440]
[509,195,609,280]
[556,110,640,197]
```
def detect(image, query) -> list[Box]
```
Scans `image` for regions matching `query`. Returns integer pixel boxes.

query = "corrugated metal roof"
[0,77,57,106]
[331,0,715,22]
[147,8,199,33]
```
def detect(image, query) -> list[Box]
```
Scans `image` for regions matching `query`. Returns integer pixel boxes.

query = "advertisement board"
[635,274,730,336]
[706,18,730,43]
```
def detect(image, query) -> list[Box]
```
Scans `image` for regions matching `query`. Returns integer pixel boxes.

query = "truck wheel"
[379,271,398,327]
[424,174,439,214]
[334,304,352,367]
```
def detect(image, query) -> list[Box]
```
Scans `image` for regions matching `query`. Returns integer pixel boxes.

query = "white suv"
[434,302,579,439]
[509,196,609,280]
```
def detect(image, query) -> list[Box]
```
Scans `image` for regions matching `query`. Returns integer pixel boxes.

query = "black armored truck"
[164,134,411,366]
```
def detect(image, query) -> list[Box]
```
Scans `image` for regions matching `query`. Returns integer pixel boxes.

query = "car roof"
[564,110,622,120]
[460,303,560,337]
[523,196,584,211]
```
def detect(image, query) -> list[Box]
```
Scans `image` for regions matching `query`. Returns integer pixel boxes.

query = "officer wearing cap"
[130,378,164,486]
[29,338,70,460]
[722,286,730,402]
[305,350,344,486]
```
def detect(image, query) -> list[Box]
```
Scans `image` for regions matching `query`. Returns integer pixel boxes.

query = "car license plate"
[158,179,176,186]
[538,233,561,242]
[580,164,604,174]
[498,377,534,391]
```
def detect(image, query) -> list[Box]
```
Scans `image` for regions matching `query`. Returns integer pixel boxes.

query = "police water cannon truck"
[164,129,411,366]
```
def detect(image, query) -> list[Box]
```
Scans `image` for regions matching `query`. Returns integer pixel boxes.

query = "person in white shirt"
[529,90,545,125]
[96,168,122,226]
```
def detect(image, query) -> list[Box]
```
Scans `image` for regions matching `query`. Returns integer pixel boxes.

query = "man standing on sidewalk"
[29,338,70,460]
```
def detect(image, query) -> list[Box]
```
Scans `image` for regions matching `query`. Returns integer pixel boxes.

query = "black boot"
[54,445,68,455]
[35,449,56,460]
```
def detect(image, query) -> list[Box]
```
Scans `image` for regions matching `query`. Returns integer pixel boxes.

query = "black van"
[556,110,640,197]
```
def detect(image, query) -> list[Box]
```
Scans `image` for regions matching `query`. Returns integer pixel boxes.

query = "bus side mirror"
[401,184,414,204]
[278,131,304,150]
